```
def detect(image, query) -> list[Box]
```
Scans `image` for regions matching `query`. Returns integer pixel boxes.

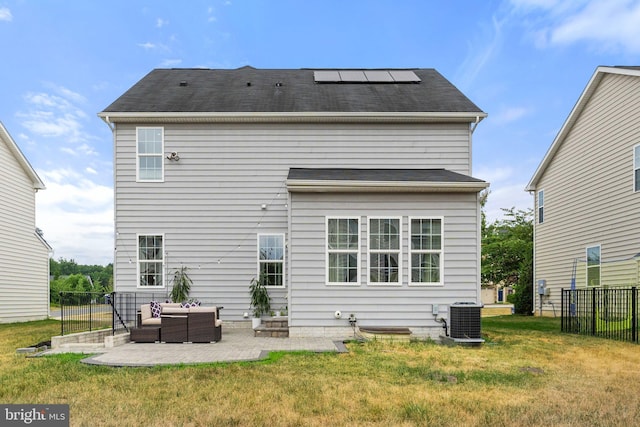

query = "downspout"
[102,115,117,291]
[529,190,536,315]
[470,116,480,134]
[103,115,115,132]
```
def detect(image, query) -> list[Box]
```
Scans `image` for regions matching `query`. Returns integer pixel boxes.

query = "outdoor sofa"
[131,302,222,343]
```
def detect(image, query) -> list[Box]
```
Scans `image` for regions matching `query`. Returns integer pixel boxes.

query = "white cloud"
[550,1,640,52]
[36,168,113,265]
[19,85,91,144]
[138,41,169,51]
[0,7,12,21]
[138,42,157,50]
[492,106,532,125]
[476,166,533,223]
[207,7,217,22]
[86,167,98,175]
[156,18,168,28]
[456,15,506,90]
[511,0,640,53]
[161,58,182,67]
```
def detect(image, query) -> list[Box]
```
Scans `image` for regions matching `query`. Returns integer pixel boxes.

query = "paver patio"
[42,327,348,367]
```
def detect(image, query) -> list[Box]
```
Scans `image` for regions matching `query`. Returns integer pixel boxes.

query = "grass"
[2,316,640,426]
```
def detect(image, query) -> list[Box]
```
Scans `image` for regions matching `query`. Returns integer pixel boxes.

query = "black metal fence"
[59,291,116,336]
[561,287,638,343]
[59,291,222,336]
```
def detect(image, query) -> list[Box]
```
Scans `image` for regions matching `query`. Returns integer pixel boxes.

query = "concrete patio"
[40,327,348,367]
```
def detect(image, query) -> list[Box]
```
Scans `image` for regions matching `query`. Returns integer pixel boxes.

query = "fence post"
[111,292,115,335]
[591,288,596,336]
[633,287,637,343]
[60,292,64,336]
[561,288,565,332]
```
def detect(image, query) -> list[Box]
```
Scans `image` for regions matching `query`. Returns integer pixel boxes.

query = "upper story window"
[410,217,443,286]
[138,235,164,288]
[326,217,360,285]
[538,190,544,224]
[634,145,640,192]
[586,245,601,287]
[258,234,285,287]
[137,127,164,182]
[368,217,401,285]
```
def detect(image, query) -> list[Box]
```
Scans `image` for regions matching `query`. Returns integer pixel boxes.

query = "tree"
[482,207,534,314]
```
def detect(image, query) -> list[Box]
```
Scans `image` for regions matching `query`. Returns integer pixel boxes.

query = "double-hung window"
[137,127,164,182]
[258,234,285,287]
[138,235,164,288]
[410,217,443,285]
[368,217,401,285]
[586,245,601,287]
[327,217,360,285]
[634,145,640,192]
[538,190,544,224]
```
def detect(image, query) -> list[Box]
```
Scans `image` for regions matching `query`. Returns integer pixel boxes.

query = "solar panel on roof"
[314,69,421,83]
[314,70,341,82]
[390,70,421,82]
[339,70,367,82]
[364,71,394,82]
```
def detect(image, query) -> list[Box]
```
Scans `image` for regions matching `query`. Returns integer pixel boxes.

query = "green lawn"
[1,316,639,426]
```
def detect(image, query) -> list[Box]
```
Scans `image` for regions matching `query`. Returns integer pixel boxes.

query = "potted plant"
[249,274,271,329]
[170,265,193,303]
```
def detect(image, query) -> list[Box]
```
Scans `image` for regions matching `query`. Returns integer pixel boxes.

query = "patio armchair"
[187,306,222,343]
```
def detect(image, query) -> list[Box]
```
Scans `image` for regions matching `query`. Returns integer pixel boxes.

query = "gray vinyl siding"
[114,122,474,320]
[0,137,49,323]
[534,73,640,314]
[288,192,481,328]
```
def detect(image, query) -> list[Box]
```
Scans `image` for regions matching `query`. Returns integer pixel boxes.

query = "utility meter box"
[537,280,547,295]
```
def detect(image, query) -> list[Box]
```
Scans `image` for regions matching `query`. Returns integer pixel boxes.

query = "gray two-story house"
[99,67,488,338]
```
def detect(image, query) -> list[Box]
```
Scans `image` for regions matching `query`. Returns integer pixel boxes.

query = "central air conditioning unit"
[449,302,482,339]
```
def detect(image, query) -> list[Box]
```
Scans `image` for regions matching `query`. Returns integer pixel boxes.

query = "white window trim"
[538,189,544,224]
[326,216,361,286]
[367,216,402,286]
[586,244,601,288]
[136,233,165,289]
[409,216,444,287]
[634,144,640,193]
[257,233,286,288]
[136,126,165,183]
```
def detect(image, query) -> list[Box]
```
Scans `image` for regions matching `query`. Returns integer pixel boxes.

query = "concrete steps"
[254,317,289,337]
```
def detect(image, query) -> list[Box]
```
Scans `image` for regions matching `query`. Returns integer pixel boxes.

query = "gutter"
[97,111,488,124]
[286,179,489,193]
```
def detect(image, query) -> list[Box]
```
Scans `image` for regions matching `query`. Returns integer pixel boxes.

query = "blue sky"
[1,0,640,265]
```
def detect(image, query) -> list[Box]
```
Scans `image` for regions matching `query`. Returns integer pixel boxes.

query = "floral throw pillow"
[150,301,162,318]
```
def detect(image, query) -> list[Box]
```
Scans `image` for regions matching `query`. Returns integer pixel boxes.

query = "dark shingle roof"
[102,67,484,114]
[287,168,486,183]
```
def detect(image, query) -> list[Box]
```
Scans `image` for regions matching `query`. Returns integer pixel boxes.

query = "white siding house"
[0,122,50,323]
[526,66,640,316]
[100,67,488,338]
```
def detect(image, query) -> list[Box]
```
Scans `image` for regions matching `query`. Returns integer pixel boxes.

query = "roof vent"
[275,82,283,87]
[179,81,188,87]
[246,82,252,86]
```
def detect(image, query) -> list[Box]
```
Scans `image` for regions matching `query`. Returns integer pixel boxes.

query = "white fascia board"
[0,122,46,190]
[98,111,488,124]
[287,179,489,193]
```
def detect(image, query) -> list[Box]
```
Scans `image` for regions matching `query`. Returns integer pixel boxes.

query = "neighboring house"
[99,67,489,338]
[526,66,640,316]
[0,122,50,323]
